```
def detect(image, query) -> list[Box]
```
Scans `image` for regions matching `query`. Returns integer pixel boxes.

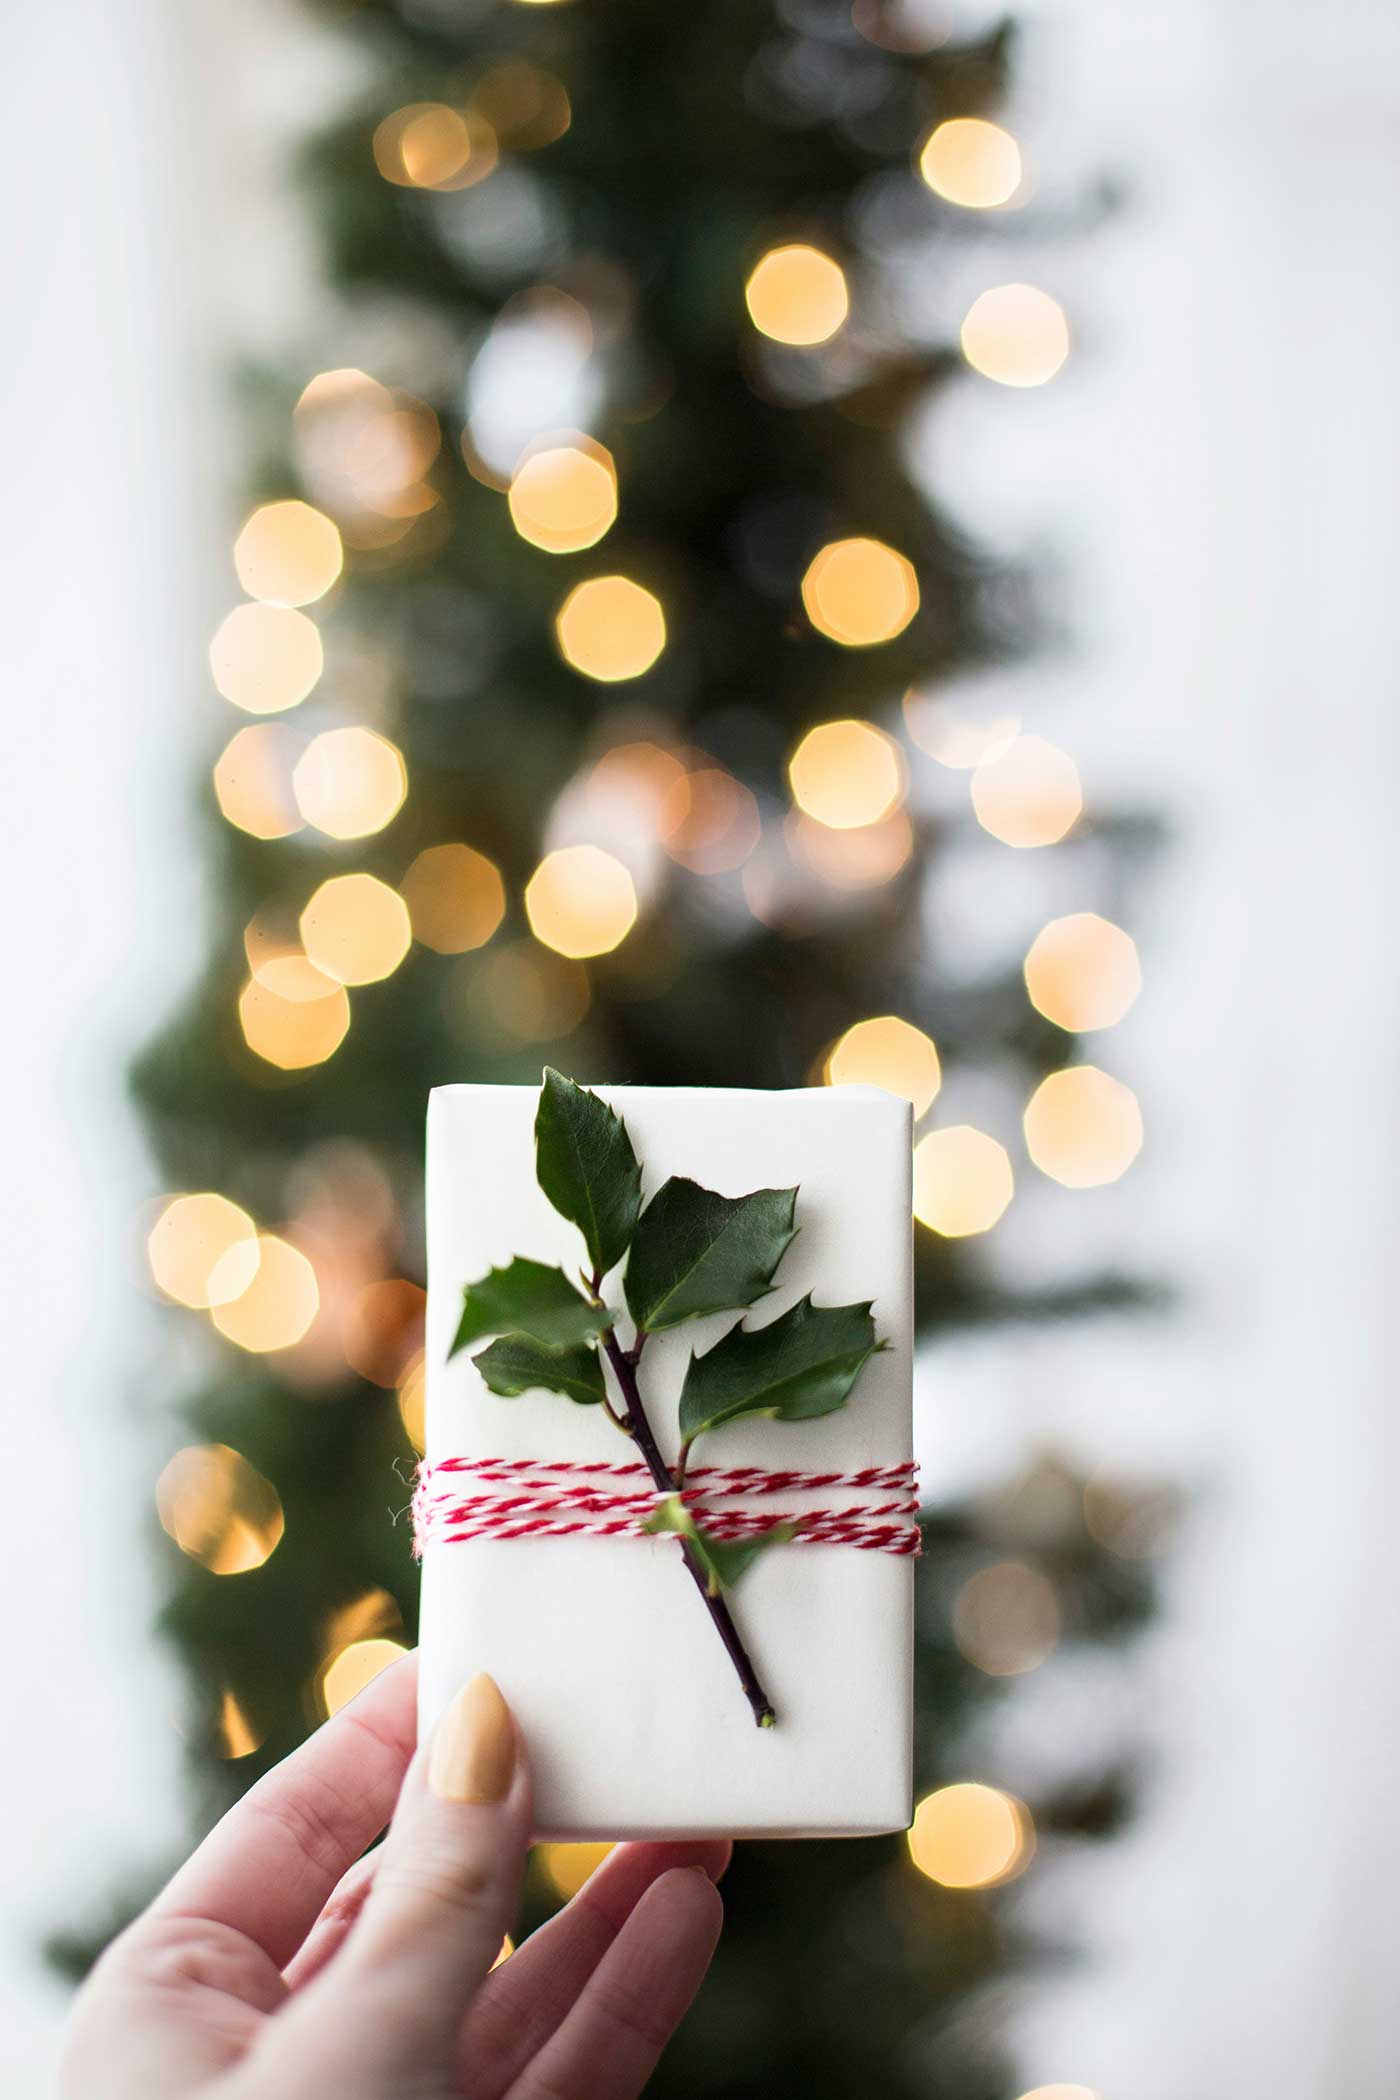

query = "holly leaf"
[624,1179,798,1333]
[534,1069,643,1279]
[473,1334,607,1407]
[677,1294,881,1446]
[643,1495,795,1594]
[449,1257,607,1357]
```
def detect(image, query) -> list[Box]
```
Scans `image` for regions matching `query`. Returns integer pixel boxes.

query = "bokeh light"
[239,957,351,1070]
[913,1126,1014,1236]
[906,1783,1034,1888]
[209,603,324,715]
[401,843,507,954]
[1083,1470,1176,1561]
[156,1444,284,1575]
[539,1841,615,1899]
[658,766,761,875]
[919,118,1023,207]
[1017,2089,1100,2100]
[1024,1065,1143,1187]
[952,1561,1061,1676]
[397,1352,427,1452]
[788,808,915,890]
[343,1279,426,1388]
[217,1689,265,1760]
[1024,913,1141,1032]
[509,436,617,553]
[147,1193,260,1310]
[301,873,412,986]
[825,1016,941,1115]
[525,844,637,958]
[788,719,907,829]
[971,735,1082,848]
[213,724,304,839]
[961,284,1070,387]
[903,686,1020,770]
[234,500,344,607]
[800,537,919,647]
[475,942,591,1042]
[745,243,850,346]
[322,1637,410,1717]
[212,1235,320,1352]
[554,576,666,681]
[373,103,498,191]
[293,727,408,839]
[470,61,571,151]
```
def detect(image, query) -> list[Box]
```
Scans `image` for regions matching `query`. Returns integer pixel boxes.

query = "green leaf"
[677,1294,881,1447]
[623,1179,798,1333]
[473,1334,607,1407]
[643,1495,795,1593]
[534,1068,643,1279]
[449,1257,607,1357]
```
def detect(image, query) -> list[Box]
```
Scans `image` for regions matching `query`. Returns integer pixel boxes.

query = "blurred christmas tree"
[68,2,1166,2094]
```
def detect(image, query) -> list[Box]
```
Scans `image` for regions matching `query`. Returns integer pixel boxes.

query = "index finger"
[146,1651,418,1968]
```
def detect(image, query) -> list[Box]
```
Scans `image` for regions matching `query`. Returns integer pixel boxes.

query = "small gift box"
[417,1078,915,1840]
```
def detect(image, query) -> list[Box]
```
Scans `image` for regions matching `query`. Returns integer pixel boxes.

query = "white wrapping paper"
[419,1082,914,1840]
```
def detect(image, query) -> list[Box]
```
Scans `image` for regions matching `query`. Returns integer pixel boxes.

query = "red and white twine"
[411,1454,922,1559]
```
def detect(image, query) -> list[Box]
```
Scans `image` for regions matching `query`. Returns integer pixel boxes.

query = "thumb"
[303,1673,530,2075]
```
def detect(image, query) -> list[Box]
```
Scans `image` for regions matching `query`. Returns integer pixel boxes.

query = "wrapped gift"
[417,1077,916,1840]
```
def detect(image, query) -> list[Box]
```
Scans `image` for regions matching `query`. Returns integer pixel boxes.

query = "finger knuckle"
[120,1914,253,1997]
[375,1851,496,1922]
[587,1969,674,2054]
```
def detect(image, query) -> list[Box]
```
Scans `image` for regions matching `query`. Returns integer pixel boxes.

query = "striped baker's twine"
[411,1455,922,1559]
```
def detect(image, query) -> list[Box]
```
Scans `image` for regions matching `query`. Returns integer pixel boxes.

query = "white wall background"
[3,3,1397,2093]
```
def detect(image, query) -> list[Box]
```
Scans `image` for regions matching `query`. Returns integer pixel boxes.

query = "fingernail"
[429,1673,516,1804]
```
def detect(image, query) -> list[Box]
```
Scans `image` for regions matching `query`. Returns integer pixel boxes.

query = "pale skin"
[62,1655,727,2100]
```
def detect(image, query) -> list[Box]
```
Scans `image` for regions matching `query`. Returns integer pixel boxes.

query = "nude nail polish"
[429,1673,516,1803]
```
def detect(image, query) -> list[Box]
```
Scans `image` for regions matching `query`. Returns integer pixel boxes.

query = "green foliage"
[644,1495,795,1593]
[677,1294,880,1447]
[624,1178,798,1333]
[473,1333,607,1407]
[449,1256,607,1355]
[534,1069,642,1279]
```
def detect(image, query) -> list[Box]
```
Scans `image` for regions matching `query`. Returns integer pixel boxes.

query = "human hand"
[62,1657,727,2098]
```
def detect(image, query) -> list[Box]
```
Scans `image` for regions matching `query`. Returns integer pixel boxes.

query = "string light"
[343,1279,426,1388]
[1024,1065,1142,1187]
[788,808,915,889]
[398,1352,427,1453]
[971,735,1082,848]
[293,727,408,839]
[239,958,351,1070]
[800,537,919,646]
[913,1126,1014,1236]
[919,118,1023,208]
[321,1637,410,1717]
[788,719,907,828]
[469,61,571,151]
[961,284,1070,388]
[401,843,507,954]
[907,1783,1034,1888]
[554,576,666,681]
[658,766,761,875]
[212,1235,320,1352]
[300,873,412,986]
[156,1445,284,1575]
[372,103,498,191]
[1023,914,1141,1031]
[525,845,637,958]
[744,244,850,346]
[234,500,344,607]
[217,1689,265,1760]
[539,1842,615,1899]
[952,1562,1061,1676]
[209,603,323,715]
[213,724,304,838]
[508,436,617,553]
[147,1194,260,1310]
[825,1017,941,1115]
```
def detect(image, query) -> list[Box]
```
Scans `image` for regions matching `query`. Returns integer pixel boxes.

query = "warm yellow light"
[525,844,637,959]
[539,1841,615,1899]
[826,1016,941,1115]
[212,724,303,839]
[919,117,1023,208]
[492,1934,515,1969]
[322,1637,410,1717]
[372,103,497,191]
[156,1444,284,1575]
[555,576,666,682]
[971,735,1082,848]
[212,1235,320,1352]
[800,538,919,647]
[469,61,571,151]
[300,873,412,987]
[903,687,1020,769]
[475,942,591,1043]
[209,603,323,715]
[913,1126,1014,1236]
[1024,1065,1142,1188]
[658,767,762,874]
[1016,2088,1100,2100]
[788,718,907,828]
[239,958,351,1070]
[952,1562,1061,1677]
[907,1783,1033,1888]
[343,1279,426,1389]
[218,1689,265,1760]
[1024,914,1141,1032]
[401,843,507,954]
[788,809,915,890]
[961,283,1069,387]
[745,243,850,346]
[148,1193,260,1310]
[397,1352,426,1453]
[509,437,617,554]
[234,499,343,607]
[293,727,408,840]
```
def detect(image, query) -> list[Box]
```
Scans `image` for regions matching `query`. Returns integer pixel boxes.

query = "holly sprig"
[448,1070,885,1726]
